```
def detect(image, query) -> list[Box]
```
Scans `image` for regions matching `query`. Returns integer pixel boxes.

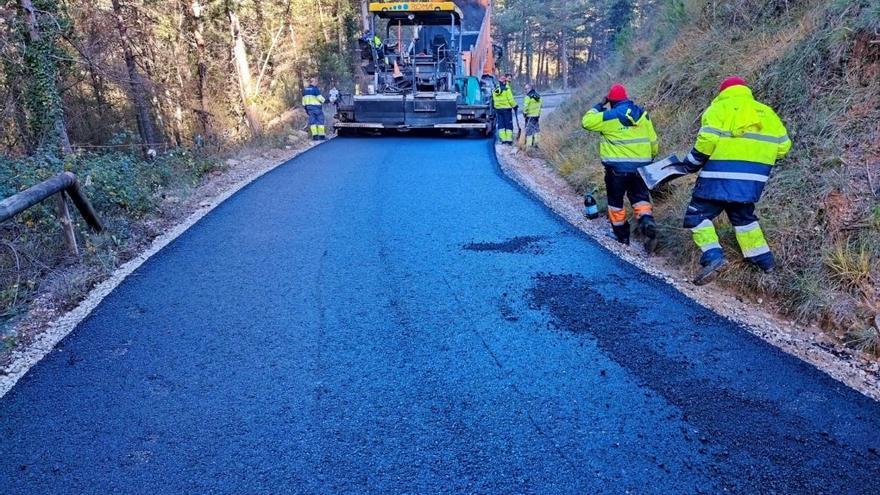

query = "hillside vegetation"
[541,0,880,352]
[0,0,357,340]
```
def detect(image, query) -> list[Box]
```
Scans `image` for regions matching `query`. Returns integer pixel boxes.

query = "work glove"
[682,148,707,173]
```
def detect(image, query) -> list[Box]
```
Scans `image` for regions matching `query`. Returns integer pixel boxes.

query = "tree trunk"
[516,28,525,79]
[18,0,72,154]
[360,0,370,31]
[19,0,78,253]
[337,0,346,53]
[526,34,533,82]
[4,76,34,154]
[542,46,550,86]
[169,1,188,147]
[535,40,545,87]
[191,0,211,138]
[111,0,159,153]
[560,31,569,89]
[285,2,305,97]
[315,0,332,44]
[228,7,263,135]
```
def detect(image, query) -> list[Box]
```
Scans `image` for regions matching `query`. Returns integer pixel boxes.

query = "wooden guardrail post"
[0,172,102,257]
[54,192,78,256]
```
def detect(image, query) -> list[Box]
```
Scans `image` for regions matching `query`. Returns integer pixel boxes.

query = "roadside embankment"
[539,0,880,354]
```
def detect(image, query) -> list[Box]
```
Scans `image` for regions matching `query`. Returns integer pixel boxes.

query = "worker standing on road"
[582,84,659,251]
[493,73,517,145]
[523,84,542,148]
[680,76,791,285]
[302,77,326,141]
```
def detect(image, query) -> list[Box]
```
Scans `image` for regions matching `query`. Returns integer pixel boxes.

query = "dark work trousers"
[604,167,653,243]
[495,108,513,143]
[306,106,325,137]
[524,116,540,147]
[682,196,775,269]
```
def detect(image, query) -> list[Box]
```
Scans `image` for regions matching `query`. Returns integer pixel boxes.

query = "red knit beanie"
[719,76,747,92]
[606,84,628,102]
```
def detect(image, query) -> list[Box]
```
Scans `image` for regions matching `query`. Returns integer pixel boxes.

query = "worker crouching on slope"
[523,84,542,148]
[582,84,659,252]
[493,73,517,145]
[302,77,326,140]
[681,76,791,285]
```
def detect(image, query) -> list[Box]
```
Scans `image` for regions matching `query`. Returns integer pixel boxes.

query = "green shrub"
[0,147,220,328]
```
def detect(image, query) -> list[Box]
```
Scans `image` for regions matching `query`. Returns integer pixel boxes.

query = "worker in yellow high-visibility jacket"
[523,84,542,148]
[492,73,517,145]
[302,77,326,140]
[681,76,792,285]
[582,84,659,251]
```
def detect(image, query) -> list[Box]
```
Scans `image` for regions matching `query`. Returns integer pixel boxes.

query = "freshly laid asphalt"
[2,137,879,494]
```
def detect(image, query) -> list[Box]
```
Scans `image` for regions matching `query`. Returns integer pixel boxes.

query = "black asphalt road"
[2,137,879,494]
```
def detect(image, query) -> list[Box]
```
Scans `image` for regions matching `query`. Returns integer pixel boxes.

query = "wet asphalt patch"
[527,272,880,492]
[462,235,548,255]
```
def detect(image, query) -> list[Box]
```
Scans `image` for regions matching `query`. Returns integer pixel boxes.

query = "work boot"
[644,236,658,255]
[753,253,776,274]
[693,257,728,286]
[605,230,629,245]
[639,216,658,255]
[610,223,630,246]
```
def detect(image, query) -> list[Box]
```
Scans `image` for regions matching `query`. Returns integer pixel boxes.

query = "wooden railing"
[0,172,103,256]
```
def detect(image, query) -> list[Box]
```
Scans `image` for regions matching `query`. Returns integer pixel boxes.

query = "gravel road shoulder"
[495,143,880,401]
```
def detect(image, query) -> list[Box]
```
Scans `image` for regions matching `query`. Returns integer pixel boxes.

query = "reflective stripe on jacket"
[690,85,791,203]
[581,100,658,172]
[302,85,325,108]
[492,83,516,109]
[524,91,542,117]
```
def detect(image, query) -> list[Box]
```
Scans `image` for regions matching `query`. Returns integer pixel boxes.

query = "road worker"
[523,84,542,148]
[582,84,659,251]
[681,76,791,285]
[362,30,383,51]
[302,77,326,140]
[493,73,517,145]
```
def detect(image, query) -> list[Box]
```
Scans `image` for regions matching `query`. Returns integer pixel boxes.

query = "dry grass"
[542,0,880,353]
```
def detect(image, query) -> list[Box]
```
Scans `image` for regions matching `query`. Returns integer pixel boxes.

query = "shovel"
[514,107,522,142]
[638,154,687,190]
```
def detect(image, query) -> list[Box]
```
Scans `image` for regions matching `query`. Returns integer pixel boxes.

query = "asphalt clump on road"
[527,272,880,493]
[462,235,548,254]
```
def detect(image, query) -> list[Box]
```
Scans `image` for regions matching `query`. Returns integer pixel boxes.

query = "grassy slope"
[541,0,880,351]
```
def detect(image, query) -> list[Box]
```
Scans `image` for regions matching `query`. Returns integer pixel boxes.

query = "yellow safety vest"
[582,100,658,172]
[492,84,516,110]
[690,85,791,203]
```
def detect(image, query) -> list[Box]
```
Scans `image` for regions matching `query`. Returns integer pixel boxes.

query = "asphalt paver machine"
[335,1,497,135]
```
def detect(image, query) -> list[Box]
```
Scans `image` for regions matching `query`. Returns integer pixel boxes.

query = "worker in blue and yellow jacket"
[492,73,517,145]
[681,76,791,285]
[302,77,326,140]
[582,84,659,251]
[523,84,542,148]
